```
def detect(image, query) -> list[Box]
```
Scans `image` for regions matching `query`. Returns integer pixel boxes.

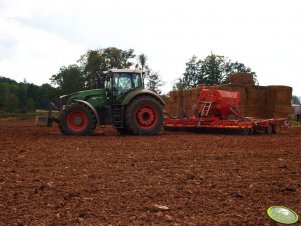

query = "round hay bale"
[229,73,255,86]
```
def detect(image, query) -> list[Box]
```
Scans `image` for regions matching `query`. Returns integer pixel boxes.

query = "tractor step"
[111,105,123,128]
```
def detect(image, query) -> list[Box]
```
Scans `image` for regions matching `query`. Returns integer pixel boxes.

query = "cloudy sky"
[0,0,300,95]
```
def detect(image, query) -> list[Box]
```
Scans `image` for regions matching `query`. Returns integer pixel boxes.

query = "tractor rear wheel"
[59,102,97,135]
[124,95,163,135]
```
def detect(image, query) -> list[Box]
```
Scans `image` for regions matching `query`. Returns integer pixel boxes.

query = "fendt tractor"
[36,69,164,135]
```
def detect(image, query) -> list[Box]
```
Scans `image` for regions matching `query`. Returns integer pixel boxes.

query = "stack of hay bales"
[164,73,292,119]
[164,88,201,117]
[265,86,292,118]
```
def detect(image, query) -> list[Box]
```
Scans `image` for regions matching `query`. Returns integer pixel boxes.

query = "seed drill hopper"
[164,85,288,134]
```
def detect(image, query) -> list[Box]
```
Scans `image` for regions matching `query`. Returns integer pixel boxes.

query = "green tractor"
[36,69,164,135]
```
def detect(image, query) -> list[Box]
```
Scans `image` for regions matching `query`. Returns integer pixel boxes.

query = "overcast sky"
[0,0,300,95]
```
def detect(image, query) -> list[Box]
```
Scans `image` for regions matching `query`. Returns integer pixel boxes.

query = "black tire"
[240,127,249,135]
[265,125,273,134]
[272,124,281,134]
[164,127,181,132]
[124,95,163,135]
[59,102,97,135]
[115,127,129,135]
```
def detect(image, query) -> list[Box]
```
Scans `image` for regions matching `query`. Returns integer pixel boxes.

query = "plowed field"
[0,120,300,225]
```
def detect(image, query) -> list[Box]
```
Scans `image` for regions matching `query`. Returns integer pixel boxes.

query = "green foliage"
[51,64,85,95]
[26,98,36,112]
[79,47,135,89]
[175,53,256,89]
[17,83,28,112]
[138,54,148,71]
[136,54,163,94]
[144,67,164,94]
[0,76,17,84]
[292,95,300,104]
[176,56,201,89]
[0,83,10,108]
[0,76,56,113]
[4,93,18,112]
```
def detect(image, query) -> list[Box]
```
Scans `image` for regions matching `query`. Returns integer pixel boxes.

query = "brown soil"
[0,120,300,226]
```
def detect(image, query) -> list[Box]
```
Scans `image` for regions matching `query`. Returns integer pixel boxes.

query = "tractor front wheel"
[124,95,163,135]
[59,102,97,135]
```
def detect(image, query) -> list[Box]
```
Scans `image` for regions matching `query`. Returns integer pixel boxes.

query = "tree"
[4,93,18,113]
[80,50,104,89]
[37,84,57,109]
[50,64,85,95]
[174,56,201,89]
[79,47,135,89]
[0,76,17,84]
[175,53,256,89]
[136,53,164,94]
[138,54,148,71]
[144,67,164,94]
[26,98,36,112]
[292,95,300,105]
[0,83,9,109]
[17,82,28,112]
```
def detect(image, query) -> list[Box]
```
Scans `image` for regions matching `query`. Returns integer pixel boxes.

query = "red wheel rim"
[136,106,158,129]
[66,110,88,132]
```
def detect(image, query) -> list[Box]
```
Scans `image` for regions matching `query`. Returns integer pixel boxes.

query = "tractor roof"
[104,69,144,74]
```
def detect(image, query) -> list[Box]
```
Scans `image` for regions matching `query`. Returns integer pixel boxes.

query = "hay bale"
[265,86,292,106]
[264,85,292,118]
[245,86,266,118]
[168,90,178,103]
[246,105,265,117]
[229,73,255,86]
[238,104,247,116]
[191,87,201,100]
[265,106,292,118]
[246,87,265,105]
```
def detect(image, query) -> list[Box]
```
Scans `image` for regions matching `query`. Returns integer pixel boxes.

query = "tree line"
[5,47,298,114]
[0,77,56,113]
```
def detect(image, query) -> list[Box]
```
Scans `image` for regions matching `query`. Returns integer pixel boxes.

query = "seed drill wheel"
[59,102,97,135]
[240,127,250,135]
[266,125,273,134]
[272,124,281,134]
[124,95,163,135]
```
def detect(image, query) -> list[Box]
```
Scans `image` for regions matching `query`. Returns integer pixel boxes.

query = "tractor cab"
[105,69,144,103]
